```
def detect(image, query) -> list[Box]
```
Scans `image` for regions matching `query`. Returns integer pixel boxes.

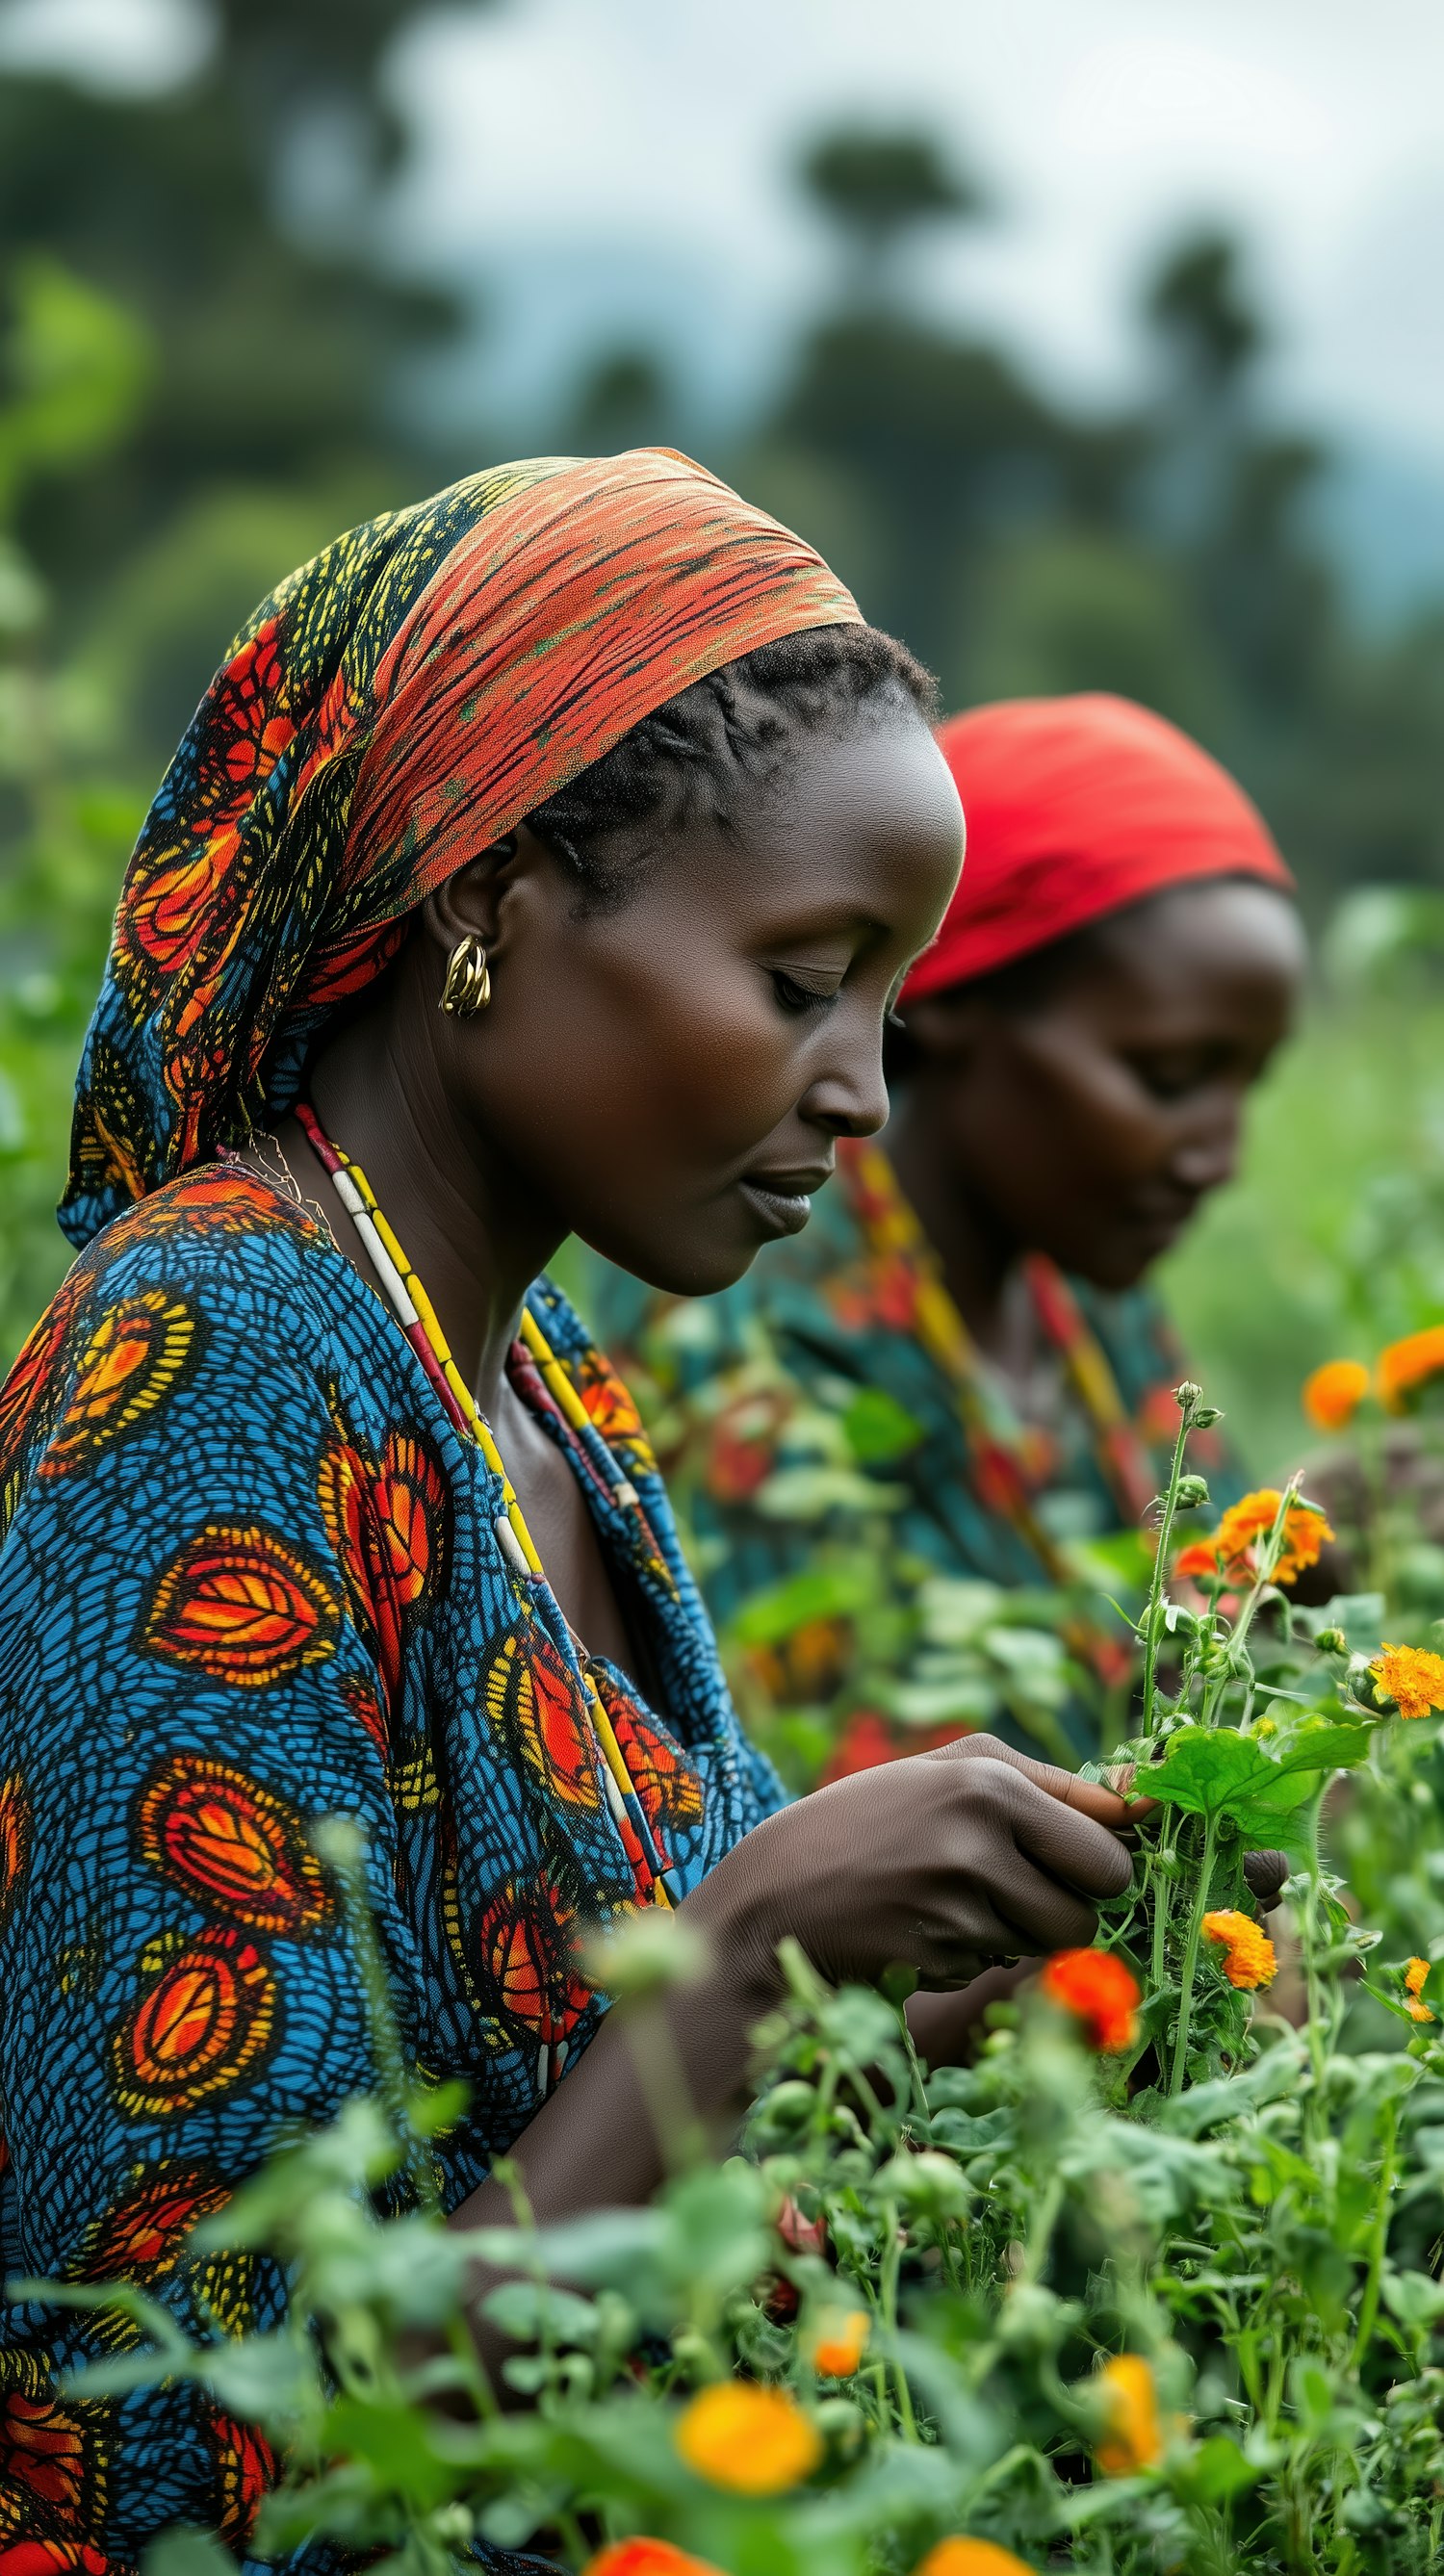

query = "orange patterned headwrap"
[64,449,861,1247]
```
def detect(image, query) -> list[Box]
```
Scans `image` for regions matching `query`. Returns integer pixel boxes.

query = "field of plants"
[32,1390,1444,2576]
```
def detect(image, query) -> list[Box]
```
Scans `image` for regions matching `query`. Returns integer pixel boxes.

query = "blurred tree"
[0,266,149,1354]
[800,125,984,302]
[0,0,494,753]
[1146,228,1262,390]
[742,118,1140,691]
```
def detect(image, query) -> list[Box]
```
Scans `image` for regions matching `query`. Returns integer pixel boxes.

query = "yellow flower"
[913,2544,1039,2576]
[1173,1487,1332,1588]
[1094,2353,1166,2475]
[1377,1326,1444,1415]
[809,2306,869,2377]
[1202,1911,1277,1991]
[674,2382,821,2494]
[1405,1956,1435,2023]
[1370,1643,1444,1721]
[1302,1357,1371,1432]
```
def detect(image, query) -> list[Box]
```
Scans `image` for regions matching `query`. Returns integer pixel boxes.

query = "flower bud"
[1315,1627,1348,1656]
[1175,1474,1211,1509]
[1192,1405,1223,1429]
[1174,1380,1203,1406]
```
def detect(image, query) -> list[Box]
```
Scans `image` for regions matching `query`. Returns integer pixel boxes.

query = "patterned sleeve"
[0,1207,432,2560]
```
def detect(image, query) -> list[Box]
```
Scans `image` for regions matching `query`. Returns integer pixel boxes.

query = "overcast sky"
[9,0,1444,466]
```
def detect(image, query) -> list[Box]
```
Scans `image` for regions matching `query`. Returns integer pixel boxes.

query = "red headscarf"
[901,692,1294,1004]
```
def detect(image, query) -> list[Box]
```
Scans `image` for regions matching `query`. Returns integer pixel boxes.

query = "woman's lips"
[736,1167,832,1238]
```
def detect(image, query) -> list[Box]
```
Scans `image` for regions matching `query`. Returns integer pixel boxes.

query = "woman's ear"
[420,837,520,962]
[895,987,989,1072]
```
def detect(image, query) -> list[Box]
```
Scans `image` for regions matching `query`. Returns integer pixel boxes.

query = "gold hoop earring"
[439,935,491,1018]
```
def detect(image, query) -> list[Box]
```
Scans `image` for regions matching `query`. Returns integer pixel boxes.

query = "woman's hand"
[684,1734,1135,2008]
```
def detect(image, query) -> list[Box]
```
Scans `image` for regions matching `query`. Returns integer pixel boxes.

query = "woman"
[583,693,1305,1779]
[0,455,1136,2560]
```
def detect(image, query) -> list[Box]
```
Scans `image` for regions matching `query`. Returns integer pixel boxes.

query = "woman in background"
[584,693,1305,1780]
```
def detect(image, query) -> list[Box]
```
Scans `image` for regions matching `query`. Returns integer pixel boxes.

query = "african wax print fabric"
[64,449,859,1249]
[0,1164,783,2563]
[578,1137,1241,1783]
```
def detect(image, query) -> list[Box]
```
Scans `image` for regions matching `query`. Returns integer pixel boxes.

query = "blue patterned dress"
[0,1160,782,2564]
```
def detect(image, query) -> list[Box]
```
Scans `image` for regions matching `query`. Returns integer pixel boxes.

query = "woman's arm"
[451,1737,1132,2251]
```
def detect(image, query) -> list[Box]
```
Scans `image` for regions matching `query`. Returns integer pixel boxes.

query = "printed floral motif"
[485,1630,602,1811]
[477,1876,592,2050]
[111,1928,279,2119]
[135,1752,334,1937]
[0,1777,29,1936]
[204,2406,278,2550]
[40,1291,199,1481]
[139,1522,342,1687]
[0,2357,107,2541]
[68,2159,230,2285]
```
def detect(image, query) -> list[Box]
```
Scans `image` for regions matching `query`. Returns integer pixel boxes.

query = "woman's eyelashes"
[769,967,841,1018]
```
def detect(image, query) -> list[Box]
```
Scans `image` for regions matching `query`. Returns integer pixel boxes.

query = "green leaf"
[728,1562,866,1646]
[1147,1718,1370,1845]
[1183,2434,1266,2503]
[840,1384,923,1463]
[142,2534,240,2576]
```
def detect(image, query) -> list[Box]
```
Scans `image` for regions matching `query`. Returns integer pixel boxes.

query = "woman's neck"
[884,1092,1029,1369]
[280,1008,568,1416]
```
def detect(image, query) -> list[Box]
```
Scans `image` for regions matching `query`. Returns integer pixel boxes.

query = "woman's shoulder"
[0,1163,432,1514]
[29,1161,351,1356]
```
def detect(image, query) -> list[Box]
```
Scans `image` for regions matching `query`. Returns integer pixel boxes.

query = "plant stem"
[1141,1397,1195,1745]
[1170,1814,1220,2095]
[1351,2093,1399,2372]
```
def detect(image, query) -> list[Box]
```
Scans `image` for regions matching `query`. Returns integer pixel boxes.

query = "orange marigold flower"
[809,2306,869,2377]
[1405,1956,1435,2022]
[674,2382,821,2494]
[1095,2353,1165,2476]
[1370,1642,1444,1721]
[1302,1357,1371,1433]
[1202,1910,1277,1991]
[1174,1487,1332,1588]
[1040,1947,1141,2053]
[1377,1326,1444,1415]
[913,2543,1040,2576]
[583,2547,726,2576]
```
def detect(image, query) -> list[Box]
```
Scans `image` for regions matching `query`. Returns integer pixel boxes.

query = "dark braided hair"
[524,622,938,913]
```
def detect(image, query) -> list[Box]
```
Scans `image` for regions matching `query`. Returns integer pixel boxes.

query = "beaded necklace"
[292,1101,675,1909]
[840,1138,1158,1582]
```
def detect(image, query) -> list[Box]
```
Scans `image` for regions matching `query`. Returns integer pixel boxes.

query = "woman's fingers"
[990,1762,1135,1901]
[927,1731,1133,1832]
[989,1836,1102,1952]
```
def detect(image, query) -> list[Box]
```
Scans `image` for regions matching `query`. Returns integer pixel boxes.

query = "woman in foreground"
[584,694,1305,1778]
[0,455,1135,2559]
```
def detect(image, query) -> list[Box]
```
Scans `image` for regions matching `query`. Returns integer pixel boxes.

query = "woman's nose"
[1171,1095,1243,1193]
[802,1037,890,1141]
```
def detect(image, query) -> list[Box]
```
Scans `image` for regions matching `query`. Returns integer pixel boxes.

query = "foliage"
[25,1391,1444,2576]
